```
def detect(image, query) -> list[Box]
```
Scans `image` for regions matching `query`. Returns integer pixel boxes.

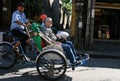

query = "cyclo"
[0,23,89,81]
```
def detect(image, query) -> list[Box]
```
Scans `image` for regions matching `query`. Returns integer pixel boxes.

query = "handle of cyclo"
[25,23,32,37]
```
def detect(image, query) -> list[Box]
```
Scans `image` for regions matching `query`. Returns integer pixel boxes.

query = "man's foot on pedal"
[17,55,32,64]
[24,55,31,62]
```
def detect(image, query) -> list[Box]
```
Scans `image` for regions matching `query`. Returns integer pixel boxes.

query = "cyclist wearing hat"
[10,2,39,53]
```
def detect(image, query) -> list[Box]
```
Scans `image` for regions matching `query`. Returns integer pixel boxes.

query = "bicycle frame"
[12,32,38,62]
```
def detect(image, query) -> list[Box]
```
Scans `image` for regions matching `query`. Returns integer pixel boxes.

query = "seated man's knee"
[65,41,73,46]
[66,41,72,44]
[62,44,71,50]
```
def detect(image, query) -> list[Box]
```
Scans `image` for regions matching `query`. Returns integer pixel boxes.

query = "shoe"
[24,55,31,62]
[17,54,31,64]
[76,55,82,60]
[81,54,90,60]
[71,60,81,66]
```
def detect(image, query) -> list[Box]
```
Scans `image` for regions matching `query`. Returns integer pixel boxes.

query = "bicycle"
[0,28,68,81]
[0,23,90,81]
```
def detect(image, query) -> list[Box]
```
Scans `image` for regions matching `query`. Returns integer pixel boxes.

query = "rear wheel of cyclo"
[36,49,67,81]
[0,42,17,69]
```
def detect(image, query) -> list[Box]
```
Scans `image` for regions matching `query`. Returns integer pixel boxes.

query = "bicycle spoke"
[36,50,67,80]
[0,42,17,69]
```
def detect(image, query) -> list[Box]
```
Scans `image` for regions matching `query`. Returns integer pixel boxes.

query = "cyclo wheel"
[0,42,17,69]
[36,49,67,81]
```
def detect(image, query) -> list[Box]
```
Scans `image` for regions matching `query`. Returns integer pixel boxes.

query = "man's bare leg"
[13,41,21,49]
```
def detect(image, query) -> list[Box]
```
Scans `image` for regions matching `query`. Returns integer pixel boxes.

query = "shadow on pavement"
[0,63,73,81]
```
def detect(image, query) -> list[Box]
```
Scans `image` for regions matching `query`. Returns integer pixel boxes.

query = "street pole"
[73,0,84,50]
[72,0,95,51]
[84,0,95,50]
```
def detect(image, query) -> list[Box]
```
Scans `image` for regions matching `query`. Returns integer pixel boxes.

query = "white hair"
[45,17,52,22]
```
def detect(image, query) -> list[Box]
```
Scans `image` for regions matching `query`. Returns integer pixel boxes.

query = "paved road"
[0,58,120,81]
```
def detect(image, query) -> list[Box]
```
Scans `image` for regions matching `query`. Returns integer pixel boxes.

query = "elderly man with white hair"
[41,17,82,65]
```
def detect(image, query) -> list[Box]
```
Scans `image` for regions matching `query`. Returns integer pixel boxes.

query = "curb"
[89,54,120,59]
[77,51,120,59]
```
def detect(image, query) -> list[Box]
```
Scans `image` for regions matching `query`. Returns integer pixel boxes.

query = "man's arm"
[15,20,26,26]
[15,20,30,27]
[39,31,54,45]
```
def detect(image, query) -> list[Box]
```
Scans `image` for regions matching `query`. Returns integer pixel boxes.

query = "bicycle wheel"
[0,42,17,69]
[36,49,67,81]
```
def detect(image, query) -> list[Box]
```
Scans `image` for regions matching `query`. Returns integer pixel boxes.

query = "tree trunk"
[70,0,76,38]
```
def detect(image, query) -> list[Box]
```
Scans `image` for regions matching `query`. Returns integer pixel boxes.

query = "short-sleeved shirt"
[10,10,27,31]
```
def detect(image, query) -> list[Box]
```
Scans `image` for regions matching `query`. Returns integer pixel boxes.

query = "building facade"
[94,0,120,40]
[0,0,120,50]
[72,0,120,50]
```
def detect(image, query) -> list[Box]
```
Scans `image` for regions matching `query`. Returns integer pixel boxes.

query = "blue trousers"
[61,41,77,63]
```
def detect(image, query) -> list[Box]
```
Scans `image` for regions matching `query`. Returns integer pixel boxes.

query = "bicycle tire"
[0,42,17,69]
[36,49,67,81]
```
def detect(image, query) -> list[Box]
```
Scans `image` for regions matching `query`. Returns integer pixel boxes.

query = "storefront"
[94,1,120,40]
[73,0,120,50]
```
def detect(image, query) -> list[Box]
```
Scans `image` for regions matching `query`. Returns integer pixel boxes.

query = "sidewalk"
[78,39,120,59]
